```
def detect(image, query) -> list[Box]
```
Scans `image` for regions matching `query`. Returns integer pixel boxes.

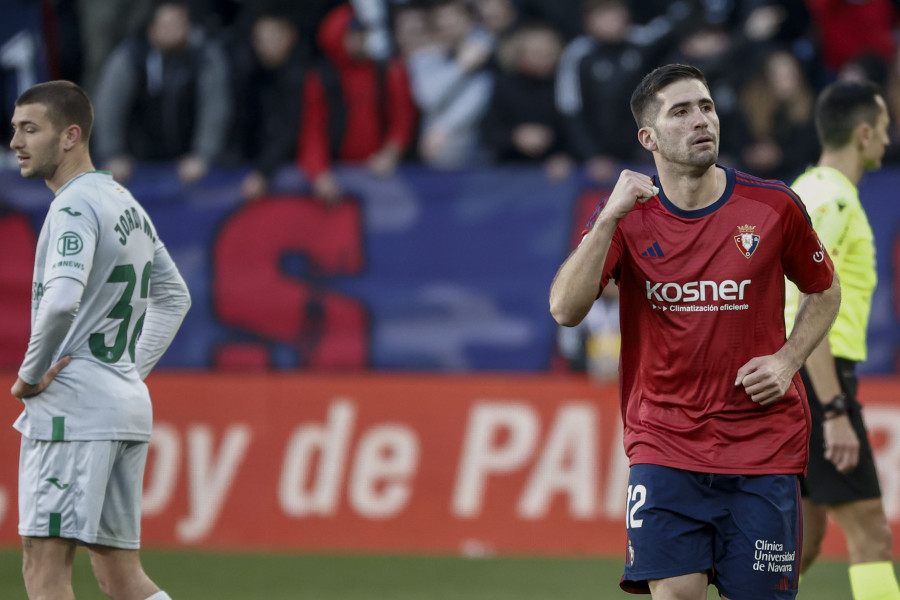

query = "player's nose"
[691,108,711,129]
[10,129,23,150]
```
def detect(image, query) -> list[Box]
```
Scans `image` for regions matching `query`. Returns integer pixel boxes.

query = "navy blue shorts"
[621,464,802,600]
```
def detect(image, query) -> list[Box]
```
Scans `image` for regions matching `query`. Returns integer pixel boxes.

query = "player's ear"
[61,124,82,151]
[638,126,657,152]
[854,121,873,149]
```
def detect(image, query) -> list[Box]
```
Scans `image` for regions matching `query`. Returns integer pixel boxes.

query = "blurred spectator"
[0,0,47,161]
[723,1,818,78]
[75,0,153,94]
[882,51,900,163]
[186,0,246,33]
[44,0,83,83]
[406,0,495,169]
[627,0,691,27]
[257,0,393,61]
[92,0,232,184]
[469,0,521,41]
[662,17,753,169]
[806,0,899,78]
[482,24,572,178]
[739,49,818,182]
[840,51,892,89]
[298,3,416,204]
[348,0,395,61]
[393,2,431,58]
[515,0,582,41]
[555,0,661,182]
[739,0,813,50]
[227,12,307,200]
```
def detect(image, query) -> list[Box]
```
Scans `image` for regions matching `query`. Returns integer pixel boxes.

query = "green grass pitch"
[0,548,863,598]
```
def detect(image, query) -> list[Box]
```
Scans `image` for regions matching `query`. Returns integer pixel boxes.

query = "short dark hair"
[15,80,93,143]
[630,64,710,127]
[815,79,883,149]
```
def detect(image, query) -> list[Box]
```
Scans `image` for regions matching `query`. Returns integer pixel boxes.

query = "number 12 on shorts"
[626,484,646,529]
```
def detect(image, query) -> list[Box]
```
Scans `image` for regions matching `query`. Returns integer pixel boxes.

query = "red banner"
[1,373,899,557]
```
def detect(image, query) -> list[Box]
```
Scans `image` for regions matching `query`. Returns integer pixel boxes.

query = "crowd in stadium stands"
[3,0,900,197]
[2,0,900,378]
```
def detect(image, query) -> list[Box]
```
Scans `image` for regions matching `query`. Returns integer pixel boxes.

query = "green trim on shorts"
[51,417,65,441]
[49,513,61,537]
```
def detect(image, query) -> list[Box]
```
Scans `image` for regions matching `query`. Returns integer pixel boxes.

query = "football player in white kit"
[9,80,191,600]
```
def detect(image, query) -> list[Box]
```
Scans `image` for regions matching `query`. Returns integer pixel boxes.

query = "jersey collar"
[54,170,112,196]
[656,166,735,219]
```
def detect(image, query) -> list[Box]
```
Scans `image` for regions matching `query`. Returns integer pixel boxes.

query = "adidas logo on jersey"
[641,242,664,257]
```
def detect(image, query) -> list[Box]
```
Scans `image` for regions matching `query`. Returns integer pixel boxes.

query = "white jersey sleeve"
[17,277,84,384]
[42,192,98,286]
[135,245,191,379]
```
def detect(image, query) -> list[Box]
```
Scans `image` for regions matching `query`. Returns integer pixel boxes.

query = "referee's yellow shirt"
[784,166,876,362]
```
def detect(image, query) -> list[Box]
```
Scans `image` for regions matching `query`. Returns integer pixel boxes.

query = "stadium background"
[2,0,900,598]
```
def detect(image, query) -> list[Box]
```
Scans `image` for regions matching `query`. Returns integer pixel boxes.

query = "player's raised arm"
[549,169,657,326]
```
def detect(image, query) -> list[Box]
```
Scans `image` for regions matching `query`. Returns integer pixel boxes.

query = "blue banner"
[1,164,898,374]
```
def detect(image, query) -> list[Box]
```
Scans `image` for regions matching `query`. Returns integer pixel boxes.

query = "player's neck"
[656,164,725,211]
[46,151,97,194]
[817,149,862,187]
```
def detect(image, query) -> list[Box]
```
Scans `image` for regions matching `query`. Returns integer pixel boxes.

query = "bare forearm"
[550,170,657,326]
[779,274,841,374]
[803,335,843,403]
[549,215,617,326]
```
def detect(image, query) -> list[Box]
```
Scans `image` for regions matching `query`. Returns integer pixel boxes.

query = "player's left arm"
[736,191,841,405]
[134,245,191,380]
[11,277,83,399]
[12,197,97,399]
[802,326,860,472]
[799,198,860,470]
[737,272,840,405]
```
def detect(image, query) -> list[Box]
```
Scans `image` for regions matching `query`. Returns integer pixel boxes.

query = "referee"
[785,79,900,599]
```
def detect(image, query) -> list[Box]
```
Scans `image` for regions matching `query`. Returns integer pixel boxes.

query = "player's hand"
[177,156,209,183]
[106,157,133,184]
[11,356,71,401]
[601,170,659,222]
[823,414,860,473]
[240,171,268,201]
[585,156,617,183]
[419,127,450,164]
[512,124,554,157]
[368,146,401,176]
[735,354,793,406]
[312,172,344,206]
[456,37,492,71]
[544,154,574,181]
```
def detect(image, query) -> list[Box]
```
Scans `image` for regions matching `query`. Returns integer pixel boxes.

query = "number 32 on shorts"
[626,484,646,529]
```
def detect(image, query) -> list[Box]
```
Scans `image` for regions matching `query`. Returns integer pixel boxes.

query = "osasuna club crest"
[734,224,760,258]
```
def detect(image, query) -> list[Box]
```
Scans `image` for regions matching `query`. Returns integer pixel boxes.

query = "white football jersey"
[15,171,181,441]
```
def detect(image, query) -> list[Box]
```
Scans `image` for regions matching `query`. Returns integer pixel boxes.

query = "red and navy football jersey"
[585,167,834,475]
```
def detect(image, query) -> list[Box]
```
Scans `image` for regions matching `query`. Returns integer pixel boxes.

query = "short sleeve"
[781,193,834,294]
[807,196,851,254]
[43,194,97,286]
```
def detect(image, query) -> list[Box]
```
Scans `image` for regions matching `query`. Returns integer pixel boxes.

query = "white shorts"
[18,437,148,549]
